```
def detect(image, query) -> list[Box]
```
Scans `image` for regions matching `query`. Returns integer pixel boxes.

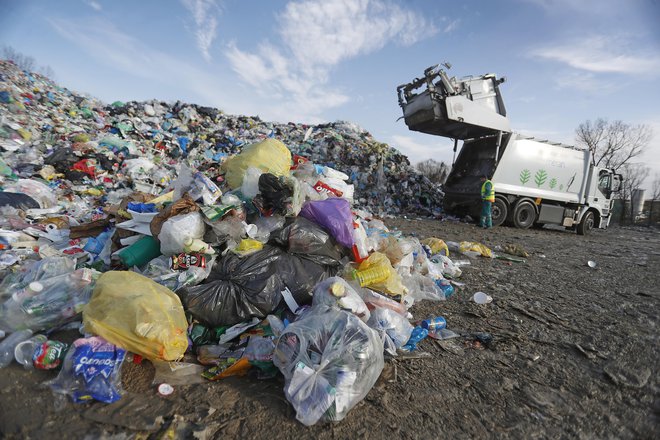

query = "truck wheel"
[577,211,595,235]
[492,198,508,227]
[513,201,536,229]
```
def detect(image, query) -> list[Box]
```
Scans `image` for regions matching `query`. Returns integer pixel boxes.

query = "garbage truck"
[396,63,621,234]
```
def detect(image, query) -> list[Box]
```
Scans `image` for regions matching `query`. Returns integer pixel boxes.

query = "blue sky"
[2,0,660,191]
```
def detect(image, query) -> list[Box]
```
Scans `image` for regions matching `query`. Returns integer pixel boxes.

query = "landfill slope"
[0,60,442,217]
[0,220,658,439]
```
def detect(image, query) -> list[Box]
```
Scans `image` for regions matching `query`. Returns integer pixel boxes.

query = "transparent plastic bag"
[240,167,263,198]
[273,306,384,426]
[366,306,414,349]
[401,274,445,306]
[430,254,462,278]
[0,268,97,333]
[46,336,125,404]
[82,271,189,361]
[312,277,370,322]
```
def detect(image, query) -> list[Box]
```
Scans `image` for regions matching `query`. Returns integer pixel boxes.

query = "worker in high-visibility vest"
[480,174,495,228]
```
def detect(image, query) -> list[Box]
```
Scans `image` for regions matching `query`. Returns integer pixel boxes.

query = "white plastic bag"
[158,212,205,255]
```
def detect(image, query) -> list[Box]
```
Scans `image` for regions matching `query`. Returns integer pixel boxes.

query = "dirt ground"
[1,219,658,439]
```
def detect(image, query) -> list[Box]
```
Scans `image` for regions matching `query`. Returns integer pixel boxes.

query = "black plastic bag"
[253,173,292,215]
[0,192,40,209]
[179,245,337,327]
[270,217,346,267]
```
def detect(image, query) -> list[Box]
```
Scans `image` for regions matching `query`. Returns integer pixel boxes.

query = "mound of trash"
[0,59,505,427]
[0,60,442,219]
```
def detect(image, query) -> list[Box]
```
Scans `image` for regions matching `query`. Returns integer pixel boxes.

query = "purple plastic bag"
[299,198,354,248]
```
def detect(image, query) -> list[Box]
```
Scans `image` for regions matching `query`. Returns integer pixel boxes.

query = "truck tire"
[513,201,536,229]
[577,211,595,235]
[492,198,508,227]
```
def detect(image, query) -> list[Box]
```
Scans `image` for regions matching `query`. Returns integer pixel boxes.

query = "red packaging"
[170,253,207,270]
[314,180,343,197]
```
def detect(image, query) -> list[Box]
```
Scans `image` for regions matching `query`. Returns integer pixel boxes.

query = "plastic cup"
[472,292,493,304]
[14,334,48,368]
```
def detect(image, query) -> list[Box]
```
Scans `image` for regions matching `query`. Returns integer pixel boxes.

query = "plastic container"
[14,334,48,369]
[83,230,113,255]
[472,292,493,304]
[0,329,34,368]
[353,265,390,287]
[118,235,162,267]
[420,316,447,332]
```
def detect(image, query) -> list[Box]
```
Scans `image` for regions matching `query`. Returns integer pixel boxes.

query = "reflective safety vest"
[481,180,495,202]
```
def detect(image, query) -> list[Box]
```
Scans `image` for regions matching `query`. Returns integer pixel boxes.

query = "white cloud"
[84,0,102,11]
[531,35,660,75]
[443,19,460,33]
[46,17,249,113]
[181,0,221,62]
[225,0,438,121]
[278,0,436,69]
[552,70,621,93]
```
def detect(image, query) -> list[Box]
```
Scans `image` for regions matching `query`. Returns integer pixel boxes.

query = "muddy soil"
[1,220,658,439]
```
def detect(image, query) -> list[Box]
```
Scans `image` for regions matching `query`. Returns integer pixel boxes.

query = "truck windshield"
[598,172,612,197]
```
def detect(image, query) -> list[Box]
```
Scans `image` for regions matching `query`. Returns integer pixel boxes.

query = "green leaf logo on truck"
[535,169,547,187]
[549,178,557,189]
[519,169,531,185]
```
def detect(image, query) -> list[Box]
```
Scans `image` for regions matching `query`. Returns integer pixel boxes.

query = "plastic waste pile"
[0,60,499,426]
[0,60,442,219]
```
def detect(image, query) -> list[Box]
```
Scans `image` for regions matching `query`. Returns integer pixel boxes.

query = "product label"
[313,180,343,197]
[170,253,207,270]
[33,340,69,370]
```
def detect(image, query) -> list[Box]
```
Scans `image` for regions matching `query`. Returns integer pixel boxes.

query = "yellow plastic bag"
[83,271,189,361]
[459,241,493,258]
[221,138,292,189]
[353,252,405,297]
[232,238,263,256]
[421,237,449,256]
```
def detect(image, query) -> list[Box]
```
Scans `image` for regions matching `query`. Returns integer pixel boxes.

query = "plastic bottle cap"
[330,282,345,297]
[158,383,174,396]
[29,282,44,293]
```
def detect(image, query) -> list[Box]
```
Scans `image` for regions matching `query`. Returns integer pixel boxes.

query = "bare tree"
[2,45,36,72]
[575,118,652,171]
[619,163,650,224]
[416,159,451,185]
[37,65,56,80]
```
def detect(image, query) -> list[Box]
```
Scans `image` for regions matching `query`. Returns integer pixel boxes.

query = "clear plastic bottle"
[0,329,34,368]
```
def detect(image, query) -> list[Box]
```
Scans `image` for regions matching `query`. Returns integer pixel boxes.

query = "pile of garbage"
[0,60,485,426]
[0,60,443,218]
